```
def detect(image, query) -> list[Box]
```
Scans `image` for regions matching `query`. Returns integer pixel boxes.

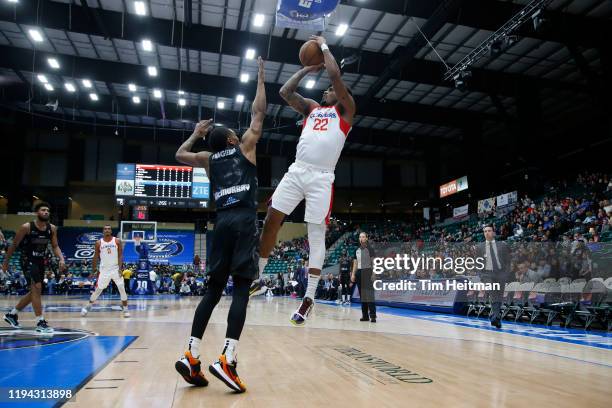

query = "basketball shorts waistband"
[293,160,334,173]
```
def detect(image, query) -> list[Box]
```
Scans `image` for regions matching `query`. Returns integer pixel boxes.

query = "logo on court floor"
[0,327,95,350]
[314,346,433,384]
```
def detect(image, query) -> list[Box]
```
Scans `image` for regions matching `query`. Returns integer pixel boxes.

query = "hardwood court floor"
[1,295,610,408]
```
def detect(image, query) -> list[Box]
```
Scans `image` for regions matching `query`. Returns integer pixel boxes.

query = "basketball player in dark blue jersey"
[2,202,65,333]
[174,57,266,393]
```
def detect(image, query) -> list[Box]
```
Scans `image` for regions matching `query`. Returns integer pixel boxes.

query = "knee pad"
[307,222,327,270]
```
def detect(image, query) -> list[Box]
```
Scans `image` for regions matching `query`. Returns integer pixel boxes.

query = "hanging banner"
[478,197,495,214]
[439,176,468,198]
[453,204,469,219]
[496,191,518,208]
[276,0,340,31]
[423,207,430,220]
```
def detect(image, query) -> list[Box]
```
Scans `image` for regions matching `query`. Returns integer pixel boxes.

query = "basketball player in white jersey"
[81,225,130,317]
[258,35,356,325]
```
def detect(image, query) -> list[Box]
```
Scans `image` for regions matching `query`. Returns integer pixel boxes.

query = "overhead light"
[453,69,471,92]
[33,195,39,200]
[178,98,186,106]
[240,73,249,83]
[215,123,223,127]
[335,23,348,36]
[64,83,76,92]
[82,79,92,88]
[134,1,146,16]
[7,0,19,3]
[132,96,141,104]
[236,94,244,103]
[128,83,137,92]
[217,101,225,109]
[305,79,315,89]
[68,197,72,201]
[153,89,162,98]
[253,13,265,27]
[47,58,60,69]
[89,93,98,101]
[147,66,157,76]
[37,74,48,83]
[141,39,153,51]
[178,90,185,95]
[245,48,255,60]
[28,29,44,43]
[44,83,54,91]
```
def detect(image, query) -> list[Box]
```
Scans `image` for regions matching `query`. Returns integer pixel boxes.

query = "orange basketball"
[299,40,324,66]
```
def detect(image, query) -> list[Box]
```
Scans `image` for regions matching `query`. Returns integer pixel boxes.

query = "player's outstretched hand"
[309,35,327,47]
[194,119,213,139]
[59,260,66,272]
[257,56,265,81]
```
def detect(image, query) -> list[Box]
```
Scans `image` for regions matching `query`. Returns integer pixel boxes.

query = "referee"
[351,232,377,322]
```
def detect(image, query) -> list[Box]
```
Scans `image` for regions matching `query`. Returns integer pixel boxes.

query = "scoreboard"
[115,163,209,208]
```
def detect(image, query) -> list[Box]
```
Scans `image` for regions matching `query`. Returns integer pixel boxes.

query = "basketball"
[299,40,324,66]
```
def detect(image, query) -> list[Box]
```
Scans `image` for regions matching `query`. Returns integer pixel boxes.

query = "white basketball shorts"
[96,268,123,290]
[270,160,335,224]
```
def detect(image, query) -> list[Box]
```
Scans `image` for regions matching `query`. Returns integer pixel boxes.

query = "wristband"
[320,43,329,52]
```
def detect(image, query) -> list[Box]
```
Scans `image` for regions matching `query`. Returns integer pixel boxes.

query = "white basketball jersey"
[296,105,351,170]
[99,237,119,270]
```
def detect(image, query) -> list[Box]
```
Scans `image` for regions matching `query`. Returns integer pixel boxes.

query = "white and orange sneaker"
[209,354,247,393]
[175,350,209,387]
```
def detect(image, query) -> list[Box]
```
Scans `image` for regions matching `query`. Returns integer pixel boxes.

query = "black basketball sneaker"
[3,313,21,329]
[36,319,53,334]
[175,350,209,387]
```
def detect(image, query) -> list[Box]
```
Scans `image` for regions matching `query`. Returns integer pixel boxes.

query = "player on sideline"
[81,225,130,318]
[2,202,65,333]
[173,57,266,393]
[257,35,356,326]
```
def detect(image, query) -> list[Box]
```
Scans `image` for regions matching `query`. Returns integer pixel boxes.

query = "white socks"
[223,338,238,364]
[188,336,201,357]
[10,308,18,315]
[305,273,320,300]
[258,257,268,279]
[37,315,45,322]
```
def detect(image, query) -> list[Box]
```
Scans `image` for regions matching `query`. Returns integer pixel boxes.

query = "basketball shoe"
[81,304,91,317]
[36,319,53,334]
[209,354,246,393]
[3,313,21,329]
[290,296,313,326]
[175,350,209,387]
[249,280,268,297]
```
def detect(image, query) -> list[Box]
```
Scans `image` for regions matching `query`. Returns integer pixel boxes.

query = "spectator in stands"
[535,259,551,280]
[149,268,158,294]
[45,271,56,295]
[0,227,6,254]
[179,280,191,296]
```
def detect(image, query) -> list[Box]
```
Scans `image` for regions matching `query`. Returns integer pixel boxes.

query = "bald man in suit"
[476,224,511,329]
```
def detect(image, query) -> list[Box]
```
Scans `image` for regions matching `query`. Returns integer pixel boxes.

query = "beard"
[37,214,49,222]
[320,98,330,107]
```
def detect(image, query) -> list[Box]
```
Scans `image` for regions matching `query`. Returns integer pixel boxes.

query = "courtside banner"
[276,0,340,31]
[59,227,194,265]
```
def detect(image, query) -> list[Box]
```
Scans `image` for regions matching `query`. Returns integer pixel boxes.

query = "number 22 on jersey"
[313,118,328,131]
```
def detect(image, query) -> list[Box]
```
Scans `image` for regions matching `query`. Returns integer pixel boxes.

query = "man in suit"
[476,224,511,329]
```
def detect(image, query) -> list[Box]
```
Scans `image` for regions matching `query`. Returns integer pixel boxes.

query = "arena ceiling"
[0,0,610,158]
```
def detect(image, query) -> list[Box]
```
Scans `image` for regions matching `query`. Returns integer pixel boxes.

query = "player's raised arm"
[175,119,214,174]
[279,64,322,116]
[310,35,356,123]
[1,222,29,271]
[241,57,267,164]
